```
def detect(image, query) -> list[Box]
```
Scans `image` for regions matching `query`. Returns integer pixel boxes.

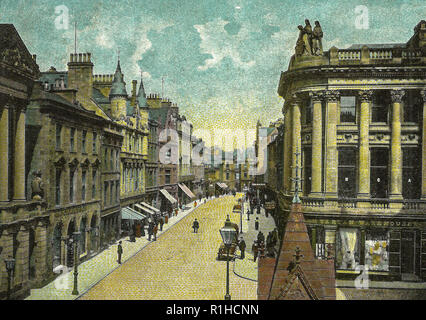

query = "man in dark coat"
[148,221,153,241]
[257,231,265,244]
[192,219,199,233]
[246,209,250,221]
[117,241,123,264]
[238,237,246,259]
[159,216,164,231]
[252,240,259,262]
[255,217,259,231]
[153,223,158,241]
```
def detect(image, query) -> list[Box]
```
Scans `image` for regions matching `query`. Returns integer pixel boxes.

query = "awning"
[178,183,196,199]
[140,202,160,213]
[121,207,146,220]
[135,204,155,215]
[222,183,229,189]
[160,189,177,204]
[216,182,226,190]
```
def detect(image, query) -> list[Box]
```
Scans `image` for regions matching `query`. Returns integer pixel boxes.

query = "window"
[56,124,62,150]
[104,148,108,168]
[82,170,86,201]
[165,169,171,184]
[305,99,313,124]
[226,172,230,180]
[92,169,97,199]
[70,128,75,152]
[370,148,389,198]
[55,168,61,205]
[372,91,390,123]
[82,130,87,153]
[338,148,357,198]
[402,147,421,199]
[403,90,421,123]
[340,96,356,123]
[116,181,120,203]
[104,182,108,206]
[303,147,312,196]
[135,168,138,191]
[110,149,113,171]
[116,150,119,170]
[70,169,75,202]
[337,228,360,270]
[110,181,113,205]
[365,230,389,271]
[92,132,97,153]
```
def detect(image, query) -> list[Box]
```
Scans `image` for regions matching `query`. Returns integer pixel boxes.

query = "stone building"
[275,20,426,281]
[0,24,44,300]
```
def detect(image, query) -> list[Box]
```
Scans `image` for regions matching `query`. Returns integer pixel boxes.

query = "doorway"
[401,230,416,280]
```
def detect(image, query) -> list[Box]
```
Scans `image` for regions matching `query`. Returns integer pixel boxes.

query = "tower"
[109,58,128,119]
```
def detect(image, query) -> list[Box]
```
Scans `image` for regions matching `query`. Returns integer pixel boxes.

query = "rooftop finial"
[290,145,302,203]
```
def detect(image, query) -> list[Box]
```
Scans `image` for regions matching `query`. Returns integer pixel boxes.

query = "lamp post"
[4,256,15,300]
[72,231,80,295]
[219,215,237,300]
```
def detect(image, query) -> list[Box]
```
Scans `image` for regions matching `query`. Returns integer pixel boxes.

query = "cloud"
[194,18,256,71]
[95,31,114,48]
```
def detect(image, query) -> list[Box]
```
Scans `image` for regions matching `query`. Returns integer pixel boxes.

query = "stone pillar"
[282,103,292,194]
[34,221,48,283]
[0,105,10,202]
[291,95,302,193]
[309,91,324,196]
[357,90,373,203]
[324,91,340,199]
[0,230,13,296]
[389,90,404,201]
[14,225,29,289]
[421,90,426,200]
[13,107,26,201]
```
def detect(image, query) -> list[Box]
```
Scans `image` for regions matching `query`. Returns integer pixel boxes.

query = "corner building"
[277,20,426,281]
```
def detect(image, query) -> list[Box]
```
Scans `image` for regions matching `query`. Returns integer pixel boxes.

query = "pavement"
[232,201,277,282]
[78,194,257,300]
[25,198,207,300]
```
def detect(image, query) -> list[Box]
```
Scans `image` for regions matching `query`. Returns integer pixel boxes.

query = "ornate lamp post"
[72,231,80,295]
[219,215,237,300]
[4,256,15,300]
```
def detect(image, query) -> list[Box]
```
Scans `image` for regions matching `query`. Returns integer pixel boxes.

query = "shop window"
[372,91,390,123]
[403,90,421,123]
[338,148,357,198]
[340,96,356,123]
[337,228,360,270]
[403,147,421,199]
[370,148,389,198]
[303,147,312,196]
[365,230,389,271]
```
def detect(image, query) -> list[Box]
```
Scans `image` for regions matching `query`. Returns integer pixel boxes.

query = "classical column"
[324,90,340,199]
[309,91,324,196]
[34,221,48,283]
[421,90,426,200]
[357,90,373,202]
[389,90,404,200]
[291,95,302,193]
[282,103,292,194]
[0,105,10,202]
[13,107,26,201]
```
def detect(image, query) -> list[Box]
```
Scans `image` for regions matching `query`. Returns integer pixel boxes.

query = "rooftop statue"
[295,19,323,57]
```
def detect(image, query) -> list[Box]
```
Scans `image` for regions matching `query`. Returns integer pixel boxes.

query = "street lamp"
[72,231,81,295]
[219,215,237,300]
[4,256,15,300]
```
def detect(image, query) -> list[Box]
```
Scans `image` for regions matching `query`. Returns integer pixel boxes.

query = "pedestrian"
[153,223,158,241]
[165,213,169,224]
[175,208,178,217]
[257,231,265,244]
[159,216,164,231]
[259,241,265,259]
[192,218,199,233]
[194,201,197,208]
[238,237,246,259]
[252,241,259,262]
[257,205,260,215]
[117,241,123,264]
[148,221,153,241]
[140,220,146,237]
[246,209,250,221]
[255,217,259,231]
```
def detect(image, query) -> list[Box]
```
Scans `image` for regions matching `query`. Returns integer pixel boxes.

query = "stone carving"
[358,90,373,102]
[31,170,44,200]
[309,91,325,102]
[295,20,323,57]
[390,90,405,103]
[325,90,340,101]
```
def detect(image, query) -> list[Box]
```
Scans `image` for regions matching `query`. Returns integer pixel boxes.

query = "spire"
[109,53,127,98]
[137,71,149,108]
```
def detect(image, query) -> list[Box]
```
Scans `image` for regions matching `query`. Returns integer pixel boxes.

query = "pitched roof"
[137,75,149,108]
[260,202,336,300]
[109,59,127,97]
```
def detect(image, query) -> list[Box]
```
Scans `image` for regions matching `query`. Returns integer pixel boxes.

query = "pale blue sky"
[1,0,424,148]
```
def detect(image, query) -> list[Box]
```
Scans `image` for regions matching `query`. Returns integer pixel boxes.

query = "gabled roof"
[92,87,109,104]
[109,59,127,97]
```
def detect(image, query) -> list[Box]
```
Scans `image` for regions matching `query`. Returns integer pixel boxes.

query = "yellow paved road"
[80,196,257,300]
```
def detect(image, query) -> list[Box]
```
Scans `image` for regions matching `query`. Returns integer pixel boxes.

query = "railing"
[369,198,390,209]
[369,50,392,60]
[402,50,422,59]
[300,197,324,207]
[338,50,361,61]
[402,199,424,210]
[337,198,357,208]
